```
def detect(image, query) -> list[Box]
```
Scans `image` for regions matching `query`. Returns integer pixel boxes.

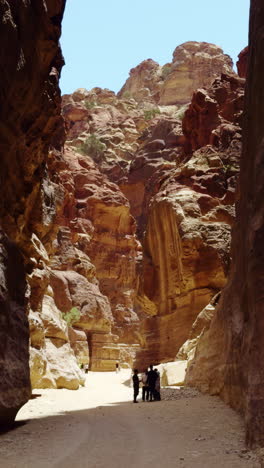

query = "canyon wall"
[48,144,140,371]
[186,0,264,448]
[62,46,244,370]
[0,0,66,422]
[134,72,243,366]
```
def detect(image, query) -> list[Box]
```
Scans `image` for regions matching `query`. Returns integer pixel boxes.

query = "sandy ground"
[0,371,261,468]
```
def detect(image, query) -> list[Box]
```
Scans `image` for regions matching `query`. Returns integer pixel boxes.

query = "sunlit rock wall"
[118,42,234,106]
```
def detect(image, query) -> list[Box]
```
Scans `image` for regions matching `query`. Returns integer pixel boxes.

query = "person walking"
[147,365,157,401]
[141,369,149,402]
[132,369,140,403]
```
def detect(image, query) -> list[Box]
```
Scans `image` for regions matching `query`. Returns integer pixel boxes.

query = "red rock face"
[182,73,245,152]
[0,0,66,421]
[186,1,264,448]
[237,47,248,78]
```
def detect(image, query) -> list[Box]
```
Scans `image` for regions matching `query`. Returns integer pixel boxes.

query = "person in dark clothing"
[132,369,139,403]
[154,368,161,401]
[147,365,158,401]
[141,369,149,402]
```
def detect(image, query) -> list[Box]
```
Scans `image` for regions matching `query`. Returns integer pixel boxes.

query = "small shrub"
[175,106,187,121]
[144,108,161,121]
[122,90,131,99]
[79,134,106,162]
[84,100,97,110]
[161,65,171,79]
[62,307,81,326]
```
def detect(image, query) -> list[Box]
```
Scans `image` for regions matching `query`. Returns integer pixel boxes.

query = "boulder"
[158,361,188,386]
[45,338,85,390]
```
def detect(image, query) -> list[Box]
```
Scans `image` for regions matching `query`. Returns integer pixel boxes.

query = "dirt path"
[0,371,260,468]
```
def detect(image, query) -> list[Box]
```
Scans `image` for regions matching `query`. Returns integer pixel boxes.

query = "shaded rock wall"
[237,46,248,78]
[0,231,28,424]
[0,0,66,421]
[186,0,264,448]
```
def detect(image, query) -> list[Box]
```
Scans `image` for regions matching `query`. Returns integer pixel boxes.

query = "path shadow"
[121,378,132,388]
[30,393,42,400]
[0,420,28,435]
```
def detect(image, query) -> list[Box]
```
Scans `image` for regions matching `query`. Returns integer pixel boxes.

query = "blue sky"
[60,0,250,95]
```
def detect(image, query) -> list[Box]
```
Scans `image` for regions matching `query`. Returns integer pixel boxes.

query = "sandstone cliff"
[0,0,66,422]
[0,0,256,444]
[133,74,243,366]
[119,42,234,106]
[186,0,264,448]
[61,49,244,371]
[50,145,141,364]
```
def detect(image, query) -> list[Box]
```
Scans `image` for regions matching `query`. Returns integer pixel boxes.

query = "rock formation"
[186,0,264,448]
[119,42,234,106]
[0,4,249,423]
[47,144,141,370]
[61,48,244,371]
[237,46,248,78]
[119,70,243,367]
[0,0,66,422]
[3,0,263,452]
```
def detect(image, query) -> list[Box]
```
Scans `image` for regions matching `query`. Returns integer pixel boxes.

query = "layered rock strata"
[0,0,66,421]
[186,0,264,448]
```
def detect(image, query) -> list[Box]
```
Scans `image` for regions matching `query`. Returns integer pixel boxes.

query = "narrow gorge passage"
[0,372,259,468]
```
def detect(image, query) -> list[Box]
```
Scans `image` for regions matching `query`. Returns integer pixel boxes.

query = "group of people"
[132,365,161,403]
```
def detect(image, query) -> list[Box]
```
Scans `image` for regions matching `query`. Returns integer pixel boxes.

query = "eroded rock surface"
[186,1,264,448]
[61,55,244,371]
[237,46,248,78]
[0,0,66,421]
[119,42,234,106]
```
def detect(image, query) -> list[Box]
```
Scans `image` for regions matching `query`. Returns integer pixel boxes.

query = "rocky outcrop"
[186,0,264,448]
[182,73,244,153]
[237,46,248,78]
[118,59,162,103]
[119,42,234,106]
[159,42,234,106]
[0,0,66,422]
